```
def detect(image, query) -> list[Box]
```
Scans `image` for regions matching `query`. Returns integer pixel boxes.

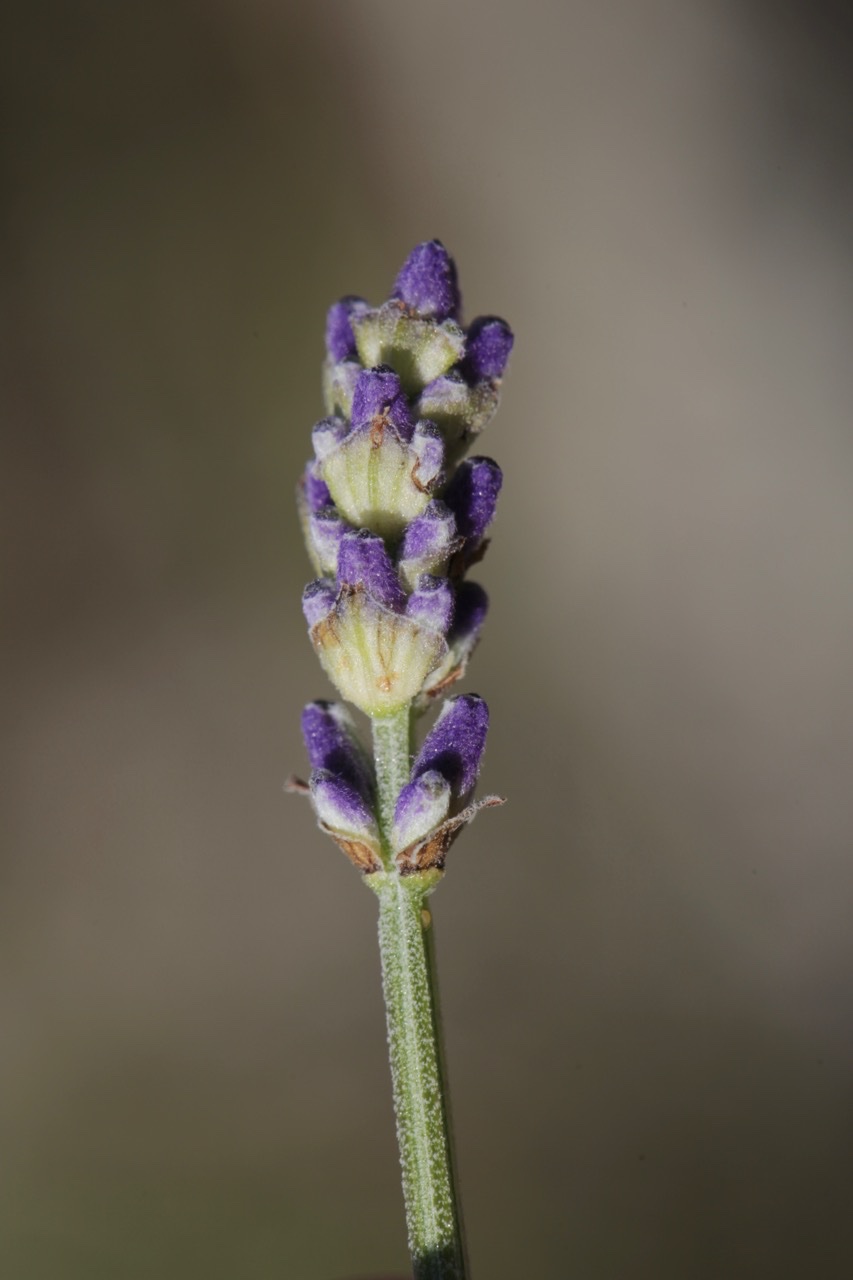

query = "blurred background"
[2,1,853,1276]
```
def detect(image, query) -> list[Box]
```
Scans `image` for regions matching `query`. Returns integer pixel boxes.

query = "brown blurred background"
[2,1,853,1277]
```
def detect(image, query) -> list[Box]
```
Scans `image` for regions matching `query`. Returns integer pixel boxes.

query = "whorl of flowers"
[294,241,512,879]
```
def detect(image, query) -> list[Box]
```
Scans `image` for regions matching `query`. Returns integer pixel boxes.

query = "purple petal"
[302,579,337,628]
[393,240,461,321]
[399,501,457,563]
[337,529,405,611]
[411,420,444,490]
[301,700,374,800]
[405,575,454,635]
[310,769,377,838]
[448,581,488,647]
[463,316,514,381]
[309,506,349,574]
[325,296,369,362]
[393,769,451,851]
[350,366,414,441]
[443,456,502,548]
[312,415,349,462]
[413,693,489,799]
[302,460,331,513]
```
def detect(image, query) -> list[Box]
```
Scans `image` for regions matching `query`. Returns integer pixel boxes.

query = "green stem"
[372,708,413,867]
[371,708,468,1280]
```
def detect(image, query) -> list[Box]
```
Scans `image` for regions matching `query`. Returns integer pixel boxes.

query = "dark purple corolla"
[393,239,461,322]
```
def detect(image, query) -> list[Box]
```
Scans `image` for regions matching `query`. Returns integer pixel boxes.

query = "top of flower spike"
[393,240,461,322]
[322,241,513,425]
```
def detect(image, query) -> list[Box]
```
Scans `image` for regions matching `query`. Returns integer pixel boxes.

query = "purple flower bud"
[448,581,488,648]
[301,700,374,801]
[443,456,502,551]
[337,529,405,612]
[411,420,444,490]
[398,501,458,585]
[351,366,414,442]
[302,460,331,513]
[393,769,451,852]
[325,296,369,362]
[463,316,514,382]
[312,415,349,462]
[418,582,489,703]
[413,693,489,799]
[393,240,461,322]
[309,506,349,575]
[405,574,454,635]
[302,578,337,628]
[310,769,378,841]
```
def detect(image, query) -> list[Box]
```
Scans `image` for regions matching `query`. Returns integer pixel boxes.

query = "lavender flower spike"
[293,241,512,1280]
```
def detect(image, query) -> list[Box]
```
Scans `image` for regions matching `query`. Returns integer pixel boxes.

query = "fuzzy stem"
[371,709,468,1280]
[372,708,412,866]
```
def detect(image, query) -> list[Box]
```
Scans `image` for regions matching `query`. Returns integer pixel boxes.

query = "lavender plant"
[292,242,513,1280]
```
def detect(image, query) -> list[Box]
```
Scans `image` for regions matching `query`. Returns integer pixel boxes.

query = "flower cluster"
[299,692,503,876]
[296,241,512,876]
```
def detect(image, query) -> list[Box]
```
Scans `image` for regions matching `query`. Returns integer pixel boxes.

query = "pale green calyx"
[320,425,440,541]
[352,301,465,396]
[309,587,447,717]
[416,374,500,463]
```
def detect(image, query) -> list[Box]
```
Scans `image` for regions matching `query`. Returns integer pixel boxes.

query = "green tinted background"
[3,2,853,1277]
